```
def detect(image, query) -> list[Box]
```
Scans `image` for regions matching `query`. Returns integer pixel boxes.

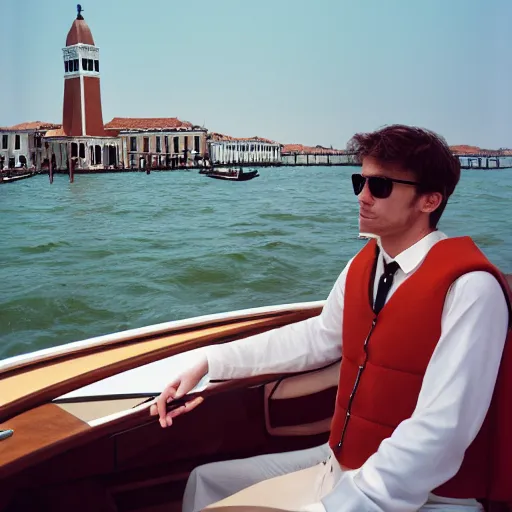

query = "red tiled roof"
[449,145,512,156]
[104,118,198,131]
[44,128,67,137]
[282,144,345,155]
[66,18,95,46]
[450,145,482,154]
[0,121,62,132]
[209,132,278,144]
[43,128,121,139]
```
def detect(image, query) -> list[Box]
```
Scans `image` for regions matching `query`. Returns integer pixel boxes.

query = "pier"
[457,154,512,170]
[281,152,357,166]
[279,145,357,166]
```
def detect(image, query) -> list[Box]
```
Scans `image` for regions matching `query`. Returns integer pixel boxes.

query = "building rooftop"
[450,145,512,156]
[44,128,67,137]
[0,122,62,132]
[104,117,203,132]
[209,132,279,144]
[450,145,483,154]
[282,144,345,155]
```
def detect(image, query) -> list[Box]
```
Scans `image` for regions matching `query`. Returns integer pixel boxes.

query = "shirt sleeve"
[321,270,510,512]
[204,259,353,380]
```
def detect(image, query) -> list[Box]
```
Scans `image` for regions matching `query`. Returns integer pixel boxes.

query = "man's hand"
[150,355,208,427]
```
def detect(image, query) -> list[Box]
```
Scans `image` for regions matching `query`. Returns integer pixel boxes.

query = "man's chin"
[358,221,380,239]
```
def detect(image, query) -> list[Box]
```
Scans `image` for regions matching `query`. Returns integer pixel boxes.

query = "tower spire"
[61,6,105,136]
[44,4,121,182]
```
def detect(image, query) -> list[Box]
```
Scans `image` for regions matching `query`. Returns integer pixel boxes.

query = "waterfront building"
[208,133,281,166]
[0,122,60,170]
[280,144,351,166]
[43,6,122,175]
[450,145,512,169]
[104,118,208,170]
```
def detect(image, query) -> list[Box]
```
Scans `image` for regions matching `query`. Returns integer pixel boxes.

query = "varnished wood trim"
[0,404,89,478]
[0,372,290,480]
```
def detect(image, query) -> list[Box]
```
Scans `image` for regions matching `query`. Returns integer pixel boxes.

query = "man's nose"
[358,180,373,204]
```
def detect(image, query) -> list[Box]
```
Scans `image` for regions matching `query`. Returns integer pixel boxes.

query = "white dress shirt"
[204,231,509,511]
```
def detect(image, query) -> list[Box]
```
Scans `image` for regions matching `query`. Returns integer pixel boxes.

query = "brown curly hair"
[347,124,461,227]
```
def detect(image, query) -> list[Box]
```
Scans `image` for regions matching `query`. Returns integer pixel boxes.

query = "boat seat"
[264,361,340,437]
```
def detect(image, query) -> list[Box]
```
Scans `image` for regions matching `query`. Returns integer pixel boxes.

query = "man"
[151,125,510,512]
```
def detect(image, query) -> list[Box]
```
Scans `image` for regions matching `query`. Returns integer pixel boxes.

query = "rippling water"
[1,167,511,359]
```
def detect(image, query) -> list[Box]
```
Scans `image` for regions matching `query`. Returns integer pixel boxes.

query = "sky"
[2,0,512,148]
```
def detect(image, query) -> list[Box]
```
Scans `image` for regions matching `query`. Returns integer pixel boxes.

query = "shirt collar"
[378,230,448,274]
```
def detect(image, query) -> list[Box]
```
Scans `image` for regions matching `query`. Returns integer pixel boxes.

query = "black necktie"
[373,260,400,315]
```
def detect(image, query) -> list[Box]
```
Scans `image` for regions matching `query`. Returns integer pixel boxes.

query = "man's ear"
[421,192,443,213]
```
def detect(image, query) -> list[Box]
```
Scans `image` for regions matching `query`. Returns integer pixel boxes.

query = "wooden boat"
[1,172,37,184]
[205,167,259,181]
[0,301,331,512]
[1,274,511,512]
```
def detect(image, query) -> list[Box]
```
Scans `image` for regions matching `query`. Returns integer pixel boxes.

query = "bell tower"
[62,4,106,136]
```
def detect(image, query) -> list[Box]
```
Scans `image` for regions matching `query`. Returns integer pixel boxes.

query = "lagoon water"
[1,166,510,359]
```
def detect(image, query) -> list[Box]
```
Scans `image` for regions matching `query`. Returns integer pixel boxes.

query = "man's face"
[357,156,425,238]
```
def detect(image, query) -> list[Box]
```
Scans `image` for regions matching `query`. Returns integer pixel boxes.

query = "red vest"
[328,236,512,501]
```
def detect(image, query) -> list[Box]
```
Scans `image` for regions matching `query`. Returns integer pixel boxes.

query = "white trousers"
[183,444,331,512]
[182,443,483,512]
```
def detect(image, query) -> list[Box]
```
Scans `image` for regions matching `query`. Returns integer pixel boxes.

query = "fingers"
[155,383,178,428]
[154,396,205,427]
[175,376,191,399]
[185,396,204,411]
[150,359,208,427]
[174,396,204,415]
[167,396,204,421]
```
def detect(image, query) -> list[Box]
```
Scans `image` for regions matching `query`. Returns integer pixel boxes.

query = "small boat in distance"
[1,171,39,184]
[204,167,260,181]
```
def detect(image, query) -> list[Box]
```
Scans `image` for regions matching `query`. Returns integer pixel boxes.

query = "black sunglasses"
[351,173,421,199]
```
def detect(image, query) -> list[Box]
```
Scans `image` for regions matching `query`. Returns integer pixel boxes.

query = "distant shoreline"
[3,160,511,181]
